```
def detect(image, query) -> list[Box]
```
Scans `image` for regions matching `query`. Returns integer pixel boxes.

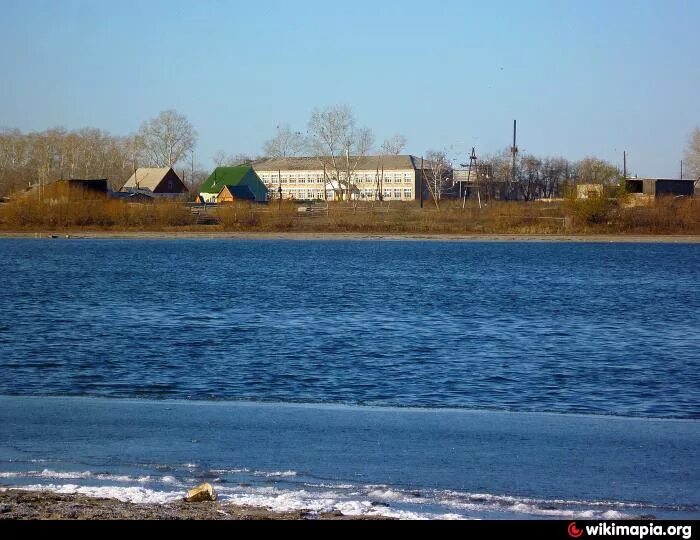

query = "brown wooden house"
[121,167,188,195]
[216,184,256,204]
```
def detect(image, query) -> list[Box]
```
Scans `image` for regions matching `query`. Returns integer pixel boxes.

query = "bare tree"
[0,127,142,196]
[423,150,451,209]
[371,135,408,201]
[575,157,619,185]
[263,124,307,158]
[683,127,700,182]
[212,150,229,167]
[307,104,374,201]
[137,110,197,168]
[212,150,257,167]
[479,149,515,201]
[230,153,257,165]
[517,155,542,201]
[540,157,572,199]
[380,134,407,156]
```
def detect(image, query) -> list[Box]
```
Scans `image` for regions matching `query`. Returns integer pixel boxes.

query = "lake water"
[0,238,698,518]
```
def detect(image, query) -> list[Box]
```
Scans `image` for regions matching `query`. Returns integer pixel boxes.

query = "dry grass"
[0,189,196,229]
[0,193,698,235]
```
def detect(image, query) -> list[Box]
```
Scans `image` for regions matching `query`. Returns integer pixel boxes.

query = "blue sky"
[1,0,698,176]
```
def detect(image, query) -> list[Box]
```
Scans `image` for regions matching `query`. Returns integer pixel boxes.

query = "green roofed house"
[199,166,268,203]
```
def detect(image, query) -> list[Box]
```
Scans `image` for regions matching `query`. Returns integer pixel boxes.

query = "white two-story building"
[252,155,432,201]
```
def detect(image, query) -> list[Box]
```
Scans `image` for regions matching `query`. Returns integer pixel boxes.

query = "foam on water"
[0,470,153,483]
[0,471,654,519]
[1,396,697,519]
[255,470,298,478]
[16,484,182,505]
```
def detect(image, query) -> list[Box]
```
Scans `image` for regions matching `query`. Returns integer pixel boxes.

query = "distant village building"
[121,167,188,196]
[60,178,110,195]
[625,178,694,198]
[252,155,434,201]
[453,165,514,200]
[216,184,257,204]
[198,166,268,203]
[23,178,110,202]
[576,183,605,199]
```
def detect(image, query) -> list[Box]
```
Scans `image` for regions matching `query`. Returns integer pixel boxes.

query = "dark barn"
[626,179,695,198]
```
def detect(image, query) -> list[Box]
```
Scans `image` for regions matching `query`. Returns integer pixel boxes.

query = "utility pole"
[190,151,195,189]
[680,160,683,179]
[508,120,518,200]
[277,169,282,211]
[420,157,424,209]
[623,151,627,179]
[511,120,518,185]
[133,154,139,190]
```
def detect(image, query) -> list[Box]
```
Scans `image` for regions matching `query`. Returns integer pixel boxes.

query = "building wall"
[255,168,418,201]
[654,180,694,197]
[217,191,234,204]
[153,169,188,194]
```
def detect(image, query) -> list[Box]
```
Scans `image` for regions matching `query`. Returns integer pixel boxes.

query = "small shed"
[44,178,109,200]
[576,184,604,199]
[199,166,268,203]
[216,184,256,204]
[64,178,109,195]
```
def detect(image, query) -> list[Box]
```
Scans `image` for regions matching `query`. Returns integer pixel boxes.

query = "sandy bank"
[1,231,699,243]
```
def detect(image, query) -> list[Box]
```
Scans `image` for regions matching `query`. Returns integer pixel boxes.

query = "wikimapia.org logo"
[567,522,693,539]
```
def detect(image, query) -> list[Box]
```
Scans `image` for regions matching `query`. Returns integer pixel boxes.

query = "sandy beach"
[0,489,385,520]
[1,231,699,243]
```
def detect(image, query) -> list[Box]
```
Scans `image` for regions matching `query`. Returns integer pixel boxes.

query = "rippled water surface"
[1,239,698,418]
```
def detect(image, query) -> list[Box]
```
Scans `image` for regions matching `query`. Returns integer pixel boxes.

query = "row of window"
[354,189,414,199]
[277,189,414,200]
[259,174,414,184]
[264,178,414,186]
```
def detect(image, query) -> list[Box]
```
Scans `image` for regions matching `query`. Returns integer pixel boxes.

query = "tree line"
[2,104,698,200]
[0,110,200,196]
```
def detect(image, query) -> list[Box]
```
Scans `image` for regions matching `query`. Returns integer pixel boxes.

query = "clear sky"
[1,0,698,176]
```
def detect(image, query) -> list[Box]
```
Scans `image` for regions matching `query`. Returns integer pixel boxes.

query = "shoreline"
[0,489,384,520]
[1,230,699,243]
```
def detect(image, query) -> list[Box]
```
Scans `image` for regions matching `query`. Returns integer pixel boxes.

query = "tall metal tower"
[511,120,518,184]
[462,147,479,209]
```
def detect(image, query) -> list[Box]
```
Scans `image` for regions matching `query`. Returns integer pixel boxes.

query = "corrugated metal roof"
[200,166,268,202]
[252,155,425,172]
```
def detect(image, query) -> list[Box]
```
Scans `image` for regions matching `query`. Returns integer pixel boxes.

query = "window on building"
[404,189,412,199]
[394,189,402,199]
